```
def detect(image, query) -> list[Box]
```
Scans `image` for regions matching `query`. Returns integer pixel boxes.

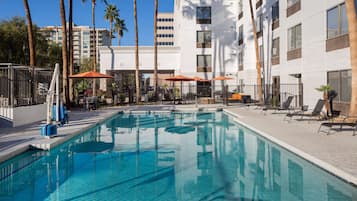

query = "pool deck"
[0,104,357,186]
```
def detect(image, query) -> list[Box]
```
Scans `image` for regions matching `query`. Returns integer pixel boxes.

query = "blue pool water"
[0,112,356,201]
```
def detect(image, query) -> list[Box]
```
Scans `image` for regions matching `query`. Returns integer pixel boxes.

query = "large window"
[327,70,351,102]
[238,25,244,45]
[288,24,301,50]
[272,1,279,21]
[287,0,299,8]
[238,0,243,19]
[238,51,244,71]
[197,55,212,72]
[197,31,211,48]
[256,14,263,34]
[327,3,348,39]
[196,7,211,24]
[272,37,280,57]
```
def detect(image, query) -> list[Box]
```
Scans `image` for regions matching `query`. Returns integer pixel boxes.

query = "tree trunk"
[23,0,36,104]
[68,0,74,105]
[154,0,158,101]
[249,0,263,103]
[323,91,330,116]
[23,0,36,66]
[117,31,121,46]
[60,0,69,105]
[346,0,357,116]
[92,0,97,97]
[109,18,113,46]
[134,0,140,104]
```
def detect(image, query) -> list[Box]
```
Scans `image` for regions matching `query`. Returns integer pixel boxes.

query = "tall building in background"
[40,24,110,65]
[157,13,175,46]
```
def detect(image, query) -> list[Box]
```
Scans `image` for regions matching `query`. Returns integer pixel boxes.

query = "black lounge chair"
[262,96,294,112]
[285,99,325,121]
[318,116,357,135]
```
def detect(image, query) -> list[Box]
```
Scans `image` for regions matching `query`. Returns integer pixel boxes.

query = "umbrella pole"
[179,81,182,104]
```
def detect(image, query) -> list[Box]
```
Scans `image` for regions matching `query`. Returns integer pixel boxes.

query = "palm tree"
[68,0,74,104]
[23,0,36,104]
[23,0,36,66]
[60,0,69,105]
[104,4,119,46]
[134,0,140,104]
[345,0,357,116]
[249,0,263,103]
[82,0,107,96]
[153,0,158,101]
[114,18,128,46]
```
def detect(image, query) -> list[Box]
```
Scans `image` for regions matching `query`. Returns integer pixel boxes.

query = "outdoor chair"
[262,96,294,113]
[318,116,357,135]
[285,99,325,122]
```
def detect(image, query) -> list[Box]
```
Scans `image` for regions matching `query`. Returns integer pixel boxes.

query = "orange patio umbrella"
[165,75,194,82]
[165,75,194,102]
[211,76,233,81]
[69,71,113,79]
[192,76,210,82]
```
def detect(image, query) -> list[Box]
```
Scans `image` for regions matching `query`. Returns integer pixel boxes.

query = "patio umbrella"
[211,76,233,81]
[192,76,210,82]
[69,71,113,79]
[212,76,233,104]
[165,75,194,103]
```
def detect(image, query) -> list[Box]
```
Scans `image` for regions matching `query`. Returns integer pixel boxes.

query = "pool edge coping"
[0,110,123,164]
[223,108,357,187]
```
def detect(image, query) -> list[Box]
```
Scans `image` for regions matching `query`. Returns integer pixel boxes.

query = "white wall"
[13,104,46,127]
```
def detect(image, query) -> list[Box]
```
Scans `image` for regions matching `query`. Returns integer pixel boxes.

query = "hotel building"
[99,0,354,111]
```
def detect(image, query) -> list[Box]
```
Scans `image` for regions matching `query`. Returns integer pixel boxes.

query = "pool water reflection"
[0,112,356,201]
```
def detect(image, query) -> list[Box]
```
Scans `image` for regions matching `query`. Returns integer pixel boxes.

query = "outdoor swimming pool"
[0,111,356,201]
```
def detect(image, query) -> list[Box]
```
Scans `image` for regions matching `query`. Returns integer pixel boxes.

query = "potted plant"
[316,84,333,116]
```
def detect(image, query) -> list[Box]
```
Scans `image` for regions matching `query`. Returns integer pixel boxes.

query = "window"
[327,70,351,102]
[287,0,299,8]
[272,38,280,57]
[197,31,211,48]
[272,1,279,21]
[256,14,263,36]
[197,55,212,72]
[288,24,301,50]
[238,25,244,45]
[272,37,280,65]
[238,51,244,71]
[196,7,211,24]
[238,0,243,19]
[287,0,300,17]
[327,3,348,39]
[259,45,264,67]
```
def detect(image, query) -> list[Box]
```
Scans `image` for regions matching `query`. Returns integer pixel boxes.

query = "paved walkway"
[224,106,357,186]
[0,103,357,186]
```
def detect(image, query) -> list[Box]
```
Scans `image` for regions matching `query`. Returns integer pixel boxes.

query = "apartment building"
[99,0,354,110]
[41,24,110,65]
[157,13,175,46]
[235,0,352,109]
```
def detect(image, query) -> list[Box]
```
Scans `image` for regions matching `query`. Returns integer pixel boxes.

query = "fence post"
[9,64,14,107]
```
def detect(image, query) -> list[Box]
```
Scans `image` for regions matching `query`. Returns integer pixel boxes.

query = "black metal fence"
[0,64,53,107]
[109,80,303,107]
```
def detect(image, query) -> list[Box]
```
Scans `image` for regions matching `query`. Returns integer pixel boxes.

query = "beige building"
[157,13,174,46]
[40,24,110,65]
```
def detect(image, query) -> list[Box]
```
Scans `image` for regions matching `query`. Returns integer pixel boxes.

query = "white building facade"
[99,0,353,111]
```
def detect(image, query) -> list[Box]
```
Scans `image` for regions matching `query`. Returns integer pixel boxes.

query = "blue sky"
[0,0,174,46]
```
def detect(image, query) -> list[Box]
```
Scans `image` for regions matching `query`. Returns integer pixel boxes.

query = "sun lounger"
[285,99,325,121]
[262,96,294,112]
[318,116,357,135]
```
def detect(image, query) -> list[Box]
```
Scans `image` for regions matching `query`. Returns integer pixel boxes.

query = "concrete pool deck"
[0,104,357,186]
